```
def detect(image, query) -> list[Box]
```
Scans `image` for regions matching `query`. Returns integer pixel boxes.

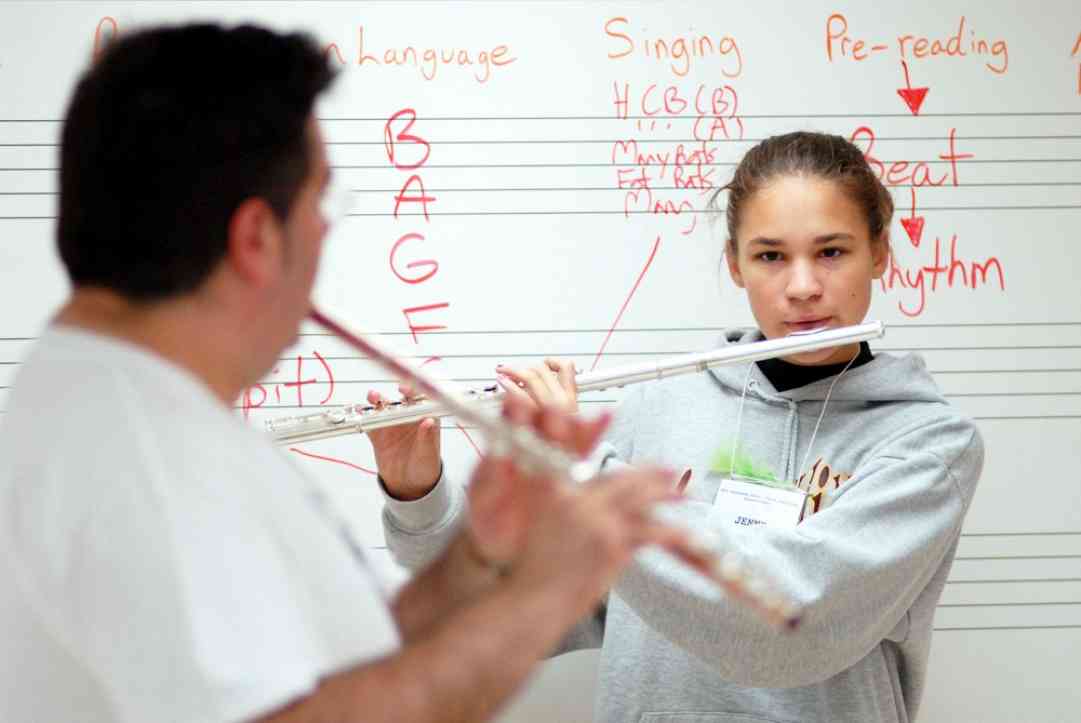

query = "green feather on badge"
[710,446,796,490]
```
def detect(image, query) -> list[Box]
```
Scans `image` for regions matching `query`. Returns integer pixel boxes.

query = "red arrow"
[896,60,929,116]
[899,187,925,247]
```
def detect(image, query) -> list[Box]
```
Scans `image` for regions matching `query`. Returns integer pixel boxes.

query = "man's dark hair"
[58,23,336,300]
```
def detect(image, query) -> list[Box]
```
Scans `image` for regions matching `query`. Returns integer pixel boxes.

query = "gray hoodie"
[382,330,983,723]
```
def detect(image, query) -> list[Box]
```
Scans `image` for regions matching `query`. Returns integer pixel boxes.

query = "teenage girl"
[375,131,983,723]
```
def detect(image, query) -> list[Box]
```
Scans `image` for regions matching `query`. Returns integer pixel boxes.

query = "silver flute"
[306,304,849,630]
[267,320,885,446]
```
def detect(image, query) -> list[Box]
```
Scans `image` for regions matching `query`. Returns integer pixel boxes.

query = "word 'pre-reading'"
[325,26,515,83]
[605,16,743,78]
[827,14,1009,74]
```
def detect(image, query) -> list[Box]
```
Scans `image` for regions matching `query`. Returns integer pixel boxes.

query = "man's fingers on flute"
[594,467,678,511]
[531,407,612,462]
[497,374,534,409]
[620,480,683,522]
[571,411,612,458]
[532,404,571,448]
[630,522,702,560]
[500,387,534,427]
[676,468,693,494]
[398,382,421,401]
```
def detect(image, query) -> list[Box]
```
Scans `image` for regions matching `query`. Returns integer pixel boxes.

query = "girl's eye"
[758,251,782,262]
[820,247,845,259]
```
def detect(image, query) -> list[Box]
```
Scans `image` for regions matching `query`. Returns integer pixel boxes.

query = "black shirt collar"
[756,342,874,393]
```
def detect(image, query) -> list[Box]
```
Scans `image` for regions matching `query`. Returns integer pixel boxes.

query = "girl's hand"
[495,357,579,415]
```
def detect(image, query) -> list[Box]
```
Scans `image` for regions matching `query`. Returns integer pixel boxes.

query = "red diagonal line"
[591,235,661,371]
[288,447,377,476]
[421,356,480,457]
[456,422,483,458]
[901,59,912,89]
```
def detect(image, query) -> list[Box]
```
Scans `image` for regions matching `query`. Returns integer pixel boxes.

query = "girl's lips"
[785,318,832,333]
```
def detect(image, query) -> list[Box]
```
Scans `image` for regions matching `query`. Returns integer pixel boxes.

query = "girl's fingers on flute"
[498,365,545,397]
[366,389,386,408]
[497,364,572,411]
[545,357,580,401]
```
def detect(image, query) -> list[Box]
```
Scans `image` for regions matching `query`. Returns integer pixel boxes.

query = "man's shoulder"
[1,327,274,528]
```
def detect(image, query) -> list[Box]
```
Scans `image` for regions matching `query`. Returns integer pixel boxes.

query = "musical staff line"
[3,181,1080,195]
[3,205,1080,221]
[5,134,1081,147]
[4,158,1081,172]
[4,111,1081,125]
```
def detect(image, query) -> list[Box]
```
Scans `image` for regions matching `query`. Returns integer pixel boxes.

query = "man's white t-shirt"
[0,327,401,723]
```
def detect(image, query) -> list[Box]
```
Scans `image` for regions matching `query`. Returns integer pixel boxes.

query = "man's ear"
[871,232,890,280]
[725,242,745,288]
[226,198,283,286]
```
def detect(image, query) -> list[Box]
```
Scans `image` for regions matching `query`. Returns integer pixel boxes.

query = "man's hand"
[465,395,609,568]
[464,392,700,620]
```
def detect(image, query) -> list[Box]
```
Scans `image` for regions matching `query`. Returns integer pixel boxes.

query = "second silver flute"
[267,321,885,445]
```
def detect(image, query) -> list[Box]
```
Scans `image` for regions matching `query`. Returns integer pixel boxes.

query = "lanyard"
[728,352,858,485]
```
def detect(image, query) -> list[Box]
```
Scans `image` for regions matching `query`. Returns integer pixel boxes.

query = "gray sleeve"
[550,601,607,656]
[583,384,644,475]
[380,468,466,571]
[613,416,984,688]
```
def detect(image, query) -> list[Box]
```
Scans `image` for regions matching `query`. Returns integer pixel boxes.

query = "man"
[0,24,693,723]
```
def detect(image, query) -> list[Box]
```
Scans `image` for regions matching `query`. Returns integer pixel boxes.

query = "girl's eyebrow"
[745,232,855,247]
[814,233,855,244]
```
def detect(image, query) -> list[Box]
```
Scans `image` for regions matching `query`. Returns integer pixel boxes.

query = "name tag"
[714,477,806,529]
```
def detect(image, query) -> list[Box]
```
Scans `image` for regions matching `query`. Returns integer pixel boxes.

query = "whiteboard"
[1,2,1079,721]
